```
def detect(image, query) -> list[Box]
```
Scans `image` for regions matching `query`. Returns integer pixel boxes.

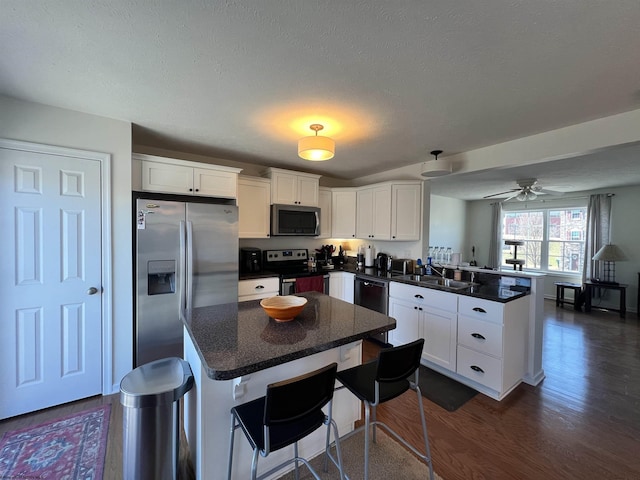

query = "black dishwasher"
[354,275,390,344]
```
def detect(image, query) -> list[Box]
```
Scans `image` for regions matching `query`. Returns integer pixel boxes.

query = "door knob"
[86,287,99,295]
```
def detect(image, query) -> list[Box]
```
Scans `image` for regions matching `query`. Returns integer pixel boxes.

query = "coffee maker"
[240,247,262,273]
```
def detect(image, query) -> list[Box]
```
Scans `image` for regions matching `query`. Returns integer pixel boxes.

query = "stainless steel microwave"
[271,204,320,236]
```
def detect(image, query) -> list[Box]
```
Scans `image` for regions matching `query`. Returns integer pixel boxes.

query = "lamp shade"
[420,158,452,177]
[298,135,335,161]
[592,244,627,262]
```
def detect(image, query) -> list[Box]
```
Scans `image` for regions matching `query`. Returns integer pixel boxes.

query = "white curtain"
[582,194,612,283]
[488,202,503,269]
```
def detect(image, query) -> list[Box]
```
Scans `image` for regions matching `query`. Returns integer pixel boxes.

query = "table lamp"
[592,244,627,284]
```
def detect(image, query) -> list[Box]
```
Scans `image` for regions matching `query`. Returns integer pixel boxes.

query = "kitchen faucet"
[430,264,447,279]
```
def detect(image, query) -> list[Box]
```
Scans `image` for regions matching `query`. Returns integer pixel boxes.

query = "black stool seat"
[228,363,346,480]
[331,339,434,480]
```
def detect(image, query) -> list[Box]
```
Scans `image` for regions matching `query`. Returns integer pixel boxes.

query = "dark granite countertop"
[332,262,530,303]
[182,292,396,380]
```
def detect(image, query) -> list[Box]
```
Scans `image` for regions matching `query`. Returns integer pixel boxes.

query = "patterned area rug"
[0,405,110,479]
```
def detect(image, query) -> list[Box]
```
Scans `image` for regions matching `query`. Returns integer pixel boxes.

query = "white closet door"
[0,145,103,419]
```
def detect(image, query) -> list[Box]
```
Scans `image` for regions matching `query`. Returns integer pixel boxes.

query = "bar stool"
[330,339,434,480]
[227,363,346,480]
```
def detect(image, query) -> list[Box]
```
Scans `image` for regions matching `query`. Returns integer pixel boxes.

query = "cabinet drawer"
[389,282,457,312]
[458,296,504,325]
[457,345,502,392]
[457,315,503,357]
[238,278,279,297]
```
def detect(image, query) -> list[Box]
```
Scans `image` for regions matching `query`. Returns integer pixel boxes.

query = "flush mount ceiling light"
[298,124,335,161]
[421,149,452,177]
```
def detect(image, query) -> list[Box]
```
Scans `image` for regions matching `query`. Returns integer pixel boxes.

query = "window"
[502,206,587,273]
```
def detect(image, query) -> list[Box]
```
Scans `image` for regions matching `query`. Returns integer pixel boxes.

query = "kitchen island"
[182,292,396,480]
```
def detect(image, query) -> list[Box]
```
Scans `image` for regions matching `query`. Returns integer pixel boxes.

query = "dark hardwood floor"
[363,300,640,480]
[1,299,638,479]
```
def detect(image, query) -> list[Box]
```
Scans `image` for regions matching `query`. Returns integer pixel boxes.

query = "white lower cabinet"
[455,295,529,398]
[238,277,279,302]
[388,282,457,371]
[329,272,355,303]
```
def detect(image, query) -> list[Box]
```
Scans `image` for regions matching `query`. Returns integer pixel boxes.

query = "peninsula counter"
[182,292,396,479]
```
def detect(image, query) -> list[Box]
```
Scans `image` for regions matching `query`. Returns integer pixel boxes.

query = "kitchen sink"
[396,274,475,290]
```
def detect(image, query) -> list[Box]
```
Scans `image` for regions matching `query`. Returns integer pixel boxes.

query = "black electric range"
[263,249,329,295]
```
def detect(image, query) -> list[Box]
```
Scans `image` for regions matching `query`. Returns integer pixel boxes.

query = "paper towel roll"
[365,246,374,267]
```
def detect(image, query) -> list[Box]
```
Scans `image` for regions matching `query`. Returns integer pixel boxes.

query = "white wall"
[0,95,133,392]
[428,195,467,262]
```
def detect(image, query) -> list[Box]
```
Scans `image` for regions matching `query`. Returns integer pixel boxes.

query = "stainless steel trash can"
[120,357,194,480]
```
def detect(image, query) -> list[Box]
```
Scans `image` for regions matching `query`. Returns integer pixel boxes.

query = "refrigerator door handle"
[186,220,194,311]
[179,220,187,314]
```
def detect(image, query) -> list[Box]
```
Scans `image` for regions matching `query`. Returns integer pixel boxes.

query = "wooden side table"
[584,281,628,318]
[555,282,582,310]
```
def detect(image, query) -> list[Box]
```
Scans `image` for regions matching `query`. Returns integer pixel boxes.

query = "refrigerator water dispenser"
[147,260,176,295]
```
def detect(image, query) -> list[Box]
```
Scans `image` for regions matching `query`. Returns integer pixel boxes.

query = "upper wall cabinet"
[134,153,242,198]
[331,188,357,239]
[238,176,271,238]
[356,184,392,240]
[354,181,422,241]
[318,187,332,239]
[391,182,422,241]
[265,167,320,206]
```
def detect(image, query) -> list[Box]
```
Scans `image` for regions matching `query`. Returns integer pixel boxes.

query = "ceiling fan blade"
[503,191,521,202]
[483,188,519,199]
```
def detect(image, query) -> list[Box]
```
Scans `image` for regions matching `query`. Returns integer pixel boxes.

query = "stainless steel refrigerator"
[135,197,238,367]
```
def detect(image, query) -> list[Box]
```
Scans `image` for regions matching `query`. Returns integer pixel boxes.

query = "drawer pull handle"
[255,285,264,290]
[414,294,424,299]
[471,333,486,340]
[472,307,487,313]
[470,365,484,373]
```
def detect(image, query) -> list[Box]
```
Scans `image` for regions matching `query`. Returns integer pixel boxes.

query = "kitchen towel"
[295,276,325,293]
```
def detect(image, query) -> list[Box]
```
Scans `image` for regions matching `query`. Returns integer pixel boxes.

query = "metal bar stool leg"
[415,385,434,480]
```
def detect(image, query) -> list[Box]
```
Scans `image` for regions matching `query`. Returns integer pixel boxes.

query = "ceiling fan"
[483,178,563,201]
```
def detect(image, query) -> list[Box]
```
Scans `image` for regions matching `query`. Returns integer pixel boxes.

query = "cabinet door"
[331,189,356,238]
[194,168,237,198]
[356,188,374,239]
[391,183,421,241]
[297,176,319,206]
[271,171,298,205]
[142,161,193,194]
[329,273,343,299]
[343,273,355,303]
[238,177,271,238]
[371,185,391,240]
[388,297,422,347]
[318,187,332,238]
[422,306,457,370]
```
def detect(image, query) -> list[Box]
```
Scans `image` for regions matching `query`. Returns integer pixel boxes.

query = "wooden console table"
[584,281,627,318]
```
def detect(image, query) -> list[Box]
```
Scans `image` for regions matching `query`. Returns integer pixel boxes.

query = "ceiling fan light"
[298,135,335,161]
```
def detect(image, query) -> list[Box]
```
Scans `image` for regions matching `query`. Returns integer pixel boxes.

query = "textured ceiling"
[2,1,640,198]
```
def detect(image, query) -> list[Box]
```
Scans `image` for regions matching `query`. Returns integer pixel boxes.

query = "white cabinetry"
[331,189,357,239]
[318,187,332,238]
[391,182,422,241]
[388,282,457,370]
[456,295,529,398]
[329,272,355,303]
[266,167,320,206]
[134,154,241,198]
[238,176,271,238]
[356,184,391,240]
[238,277,279,302]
